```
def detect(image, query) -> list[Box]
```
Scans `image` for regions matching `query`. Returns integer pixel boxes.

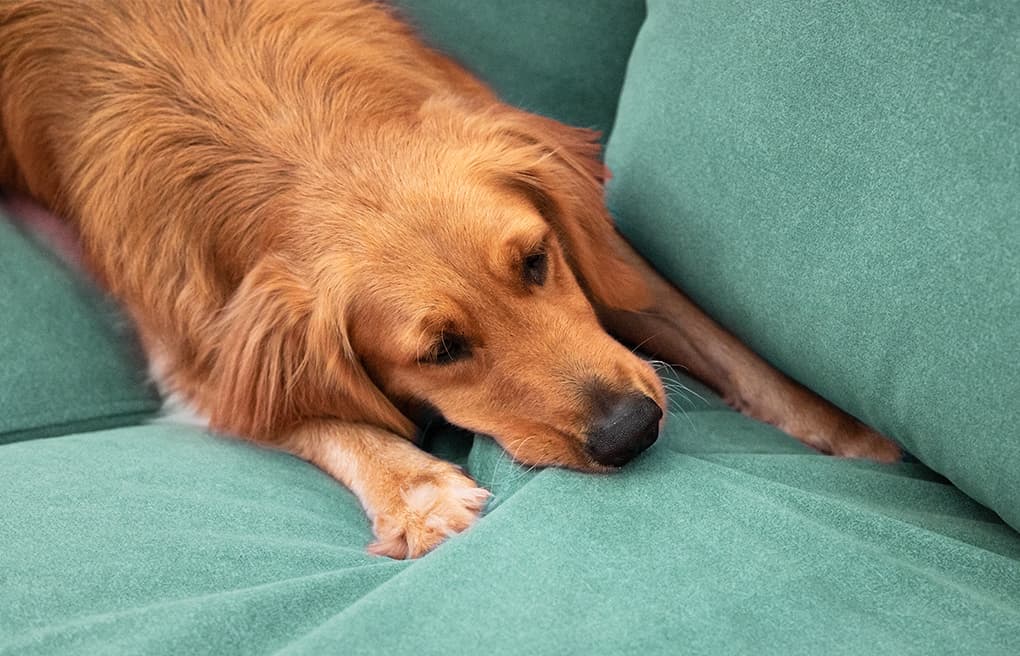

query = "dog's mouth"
[402,383,664,471]
[492,401,663,473]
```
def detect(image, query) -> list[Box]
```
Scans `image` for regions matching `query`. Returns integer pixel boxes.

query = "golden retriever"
[0,0,900,558]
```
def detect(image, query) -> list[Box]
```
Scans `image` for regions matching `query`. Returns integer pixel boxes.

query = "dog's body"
[0,0,899,558]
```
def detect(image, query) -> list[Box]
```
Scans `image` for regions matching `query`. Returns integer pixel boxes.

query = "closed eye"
[420,332,471,365]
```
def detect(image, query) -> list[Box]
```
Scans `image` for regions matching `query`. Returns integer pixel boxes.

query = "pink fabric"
[1,192,86,272]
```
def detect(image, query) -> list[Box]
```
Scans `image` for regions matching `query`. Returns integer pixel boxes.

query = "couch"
[2,1,1018,653]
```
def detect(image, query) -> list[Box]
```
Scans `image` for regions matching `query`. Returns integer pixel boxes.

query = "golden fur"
[0,0,899,558]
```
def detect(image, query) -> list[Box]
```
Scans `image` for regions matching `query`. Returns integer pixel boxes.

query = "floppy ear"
[491,110,651,312]
[206,256,414,440]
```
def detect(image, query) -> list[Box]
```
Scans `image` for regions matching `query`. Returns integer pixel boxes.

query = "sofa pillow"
[393,0,645,137]
[606,1,1020,529]
[0,206,159,442]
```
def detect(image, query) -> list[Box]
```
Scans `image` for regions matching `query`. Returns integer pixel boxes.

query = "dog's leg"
[598,234,901,462]
[282,421,490,558]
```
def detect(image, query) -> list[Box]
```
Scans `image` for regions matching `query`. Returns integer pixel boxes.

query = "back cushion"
[606,1,1020,529]
[0,207,159,442]
[393,0,645,136]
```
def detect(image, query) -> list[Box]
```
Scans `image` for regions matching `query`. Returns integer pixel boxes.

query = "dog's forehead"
[352,217,547,347]
[366,185,546,267]
[334,176,551,342]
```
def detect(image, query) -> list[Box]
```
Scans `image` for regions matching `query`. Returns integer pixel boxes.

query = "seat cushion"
[0,205,159,443]
[393,0,645,137]
[3,371,1019,654]
[605,1,1020,531]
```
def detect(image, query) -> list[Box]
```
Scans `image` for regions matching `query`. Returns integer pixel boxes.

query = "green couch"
[2,1,1018,653]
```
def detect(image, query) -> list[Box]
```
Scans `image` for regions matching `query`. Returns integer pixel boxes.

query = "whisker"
[649,359,709,406]
[649,361,703,438]
[660,378,693,400]
[488,434,540,488]
[629,332,661,355]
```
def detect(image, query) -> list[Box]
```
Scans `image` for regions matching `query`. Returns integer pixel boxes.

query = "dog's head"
[213,106,665,470]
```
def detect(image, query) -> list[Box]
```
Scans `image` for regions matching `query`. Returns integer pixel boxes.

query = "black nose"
[584,394,662,467]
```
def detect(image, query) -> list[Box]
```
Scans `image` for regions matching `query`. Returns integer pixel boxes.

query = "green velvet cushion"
[3,371,1020,654]
[606,1,1020,531]
[0,211,159,442]
[393,0,645,137]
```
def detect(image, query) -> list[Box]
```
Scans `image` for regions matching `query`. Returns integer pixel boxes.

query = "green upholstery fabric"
[3,376,1020,655]
[392,0,645,137]
[606,1,1020,531]
[0,212,159,443]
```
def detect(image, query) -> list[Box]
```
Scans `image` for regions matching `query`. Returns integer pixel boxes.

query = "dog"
[0,0,900,558]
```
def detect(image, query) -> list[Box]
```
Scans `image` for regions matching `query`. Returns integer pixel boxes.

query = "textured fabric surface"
[393,0,645,137]
[606,1,1020,531]
[3,373,1020,655]
[0,210,159,442]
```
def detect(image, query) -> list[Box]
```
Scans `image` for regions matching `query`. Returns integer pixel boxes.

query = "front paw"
[368,466,490,559]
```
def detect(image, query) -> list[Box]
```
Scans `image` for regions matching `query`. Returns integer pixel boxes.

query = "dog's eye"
[523,250,548,286]
[427,333,471,366]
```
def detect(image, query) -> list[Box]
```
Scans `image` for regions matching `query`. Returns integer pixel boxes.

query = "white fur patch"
[146,347,211,429]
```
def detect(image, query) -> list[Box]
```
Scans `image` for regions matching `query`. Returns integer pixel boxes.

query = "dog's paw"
[828,424,902,463]
[367,466,490,559]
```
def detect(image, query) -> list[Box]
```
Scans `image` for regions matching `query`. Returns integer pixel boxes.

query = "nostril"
[585,394,662,467]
